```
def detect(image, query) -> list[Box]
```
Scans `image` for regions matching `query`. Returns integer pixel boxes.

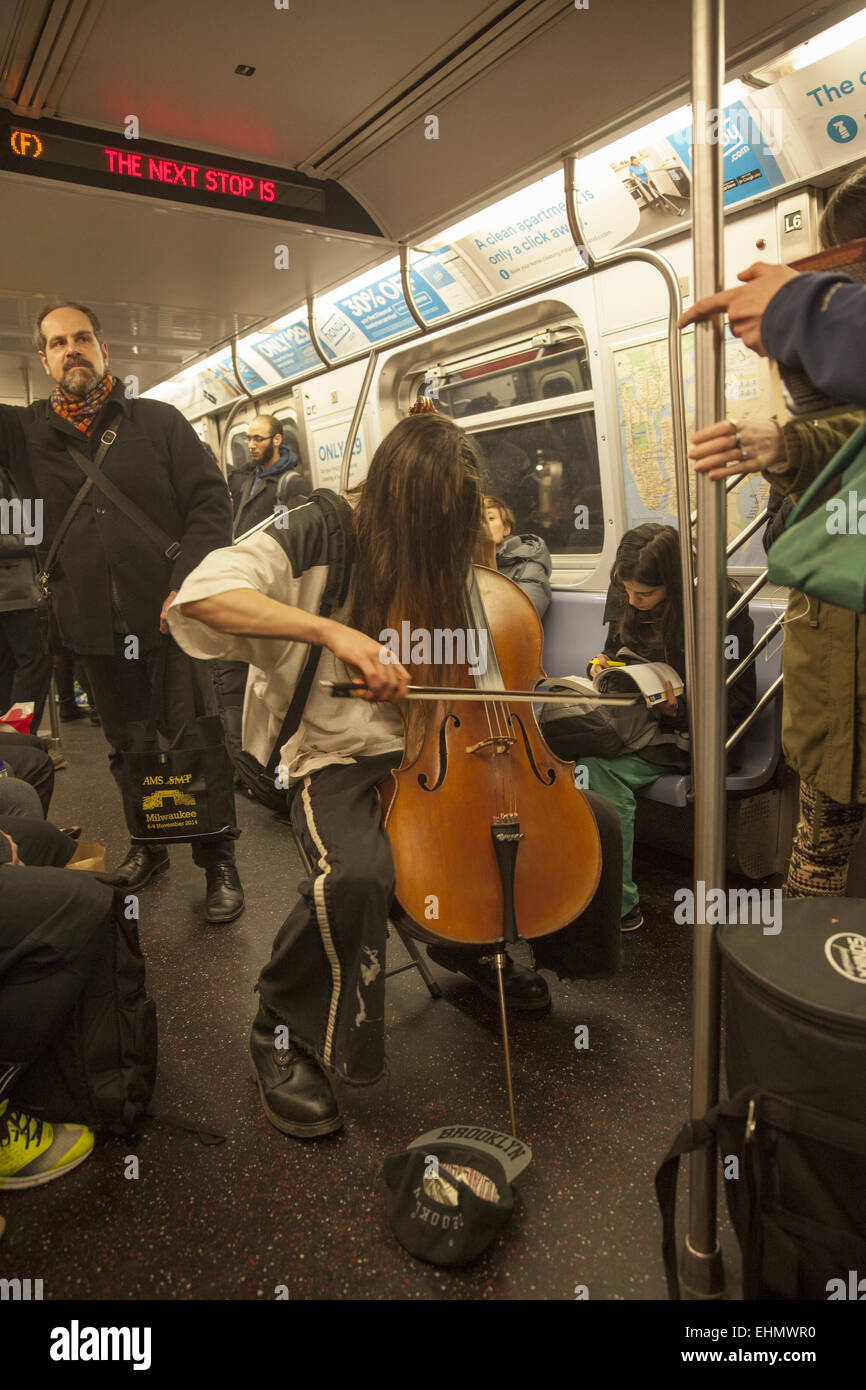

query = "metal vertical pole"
[681,0,726,1298]
[340,349,380,493]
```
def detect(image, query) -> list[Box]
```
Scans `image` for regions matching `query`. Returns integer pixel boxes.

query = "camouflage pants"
[785,778,866,897]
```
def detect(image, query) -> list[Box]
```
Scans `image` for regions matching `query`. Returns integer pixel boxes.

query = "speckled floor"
[0,714,746,1301]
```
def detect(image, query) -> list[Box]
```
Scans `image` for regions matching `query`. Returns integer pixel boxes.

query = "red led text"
[104,148,276,203]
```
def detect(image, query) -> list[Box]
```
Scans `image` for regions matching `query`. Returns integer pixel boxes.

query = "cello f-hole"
[417,712,459,792]
[510,712,557,786]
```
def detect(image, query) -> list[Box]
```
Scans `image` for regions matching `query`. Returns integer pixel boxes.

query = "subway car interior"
[1,0,865,1334]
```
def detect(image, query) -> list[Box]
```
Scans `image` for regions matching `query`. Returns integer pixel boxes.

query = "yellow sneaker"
[0,1098,94,1189]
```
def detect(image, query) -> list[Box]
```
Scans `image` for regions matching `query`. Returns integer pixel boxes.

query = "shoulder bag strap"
[262,491,355,779]
[65,446,182,563]
[38,408,124,593]
[64,424,181,564]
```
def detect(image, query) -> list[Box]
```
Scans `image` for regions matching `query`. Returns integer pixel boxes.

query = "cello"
[331,402,605,1131]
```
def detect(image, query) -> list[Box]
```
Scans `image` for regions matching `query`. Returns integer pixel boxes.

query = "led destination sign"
[102,147,278,202]
[1,113,382,236]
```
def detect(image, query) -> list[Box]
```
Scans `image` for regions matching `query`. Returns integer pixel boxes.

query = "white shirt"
[167,526,403,782]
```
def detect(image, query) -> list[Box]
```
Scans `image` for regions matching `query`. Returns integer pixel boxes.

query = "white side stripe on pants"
[299,777,342,1069]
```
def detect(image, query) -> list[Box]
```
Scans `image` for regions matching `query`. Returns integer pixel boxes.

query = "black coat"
[231,448,308,539]
[0,381,232,654]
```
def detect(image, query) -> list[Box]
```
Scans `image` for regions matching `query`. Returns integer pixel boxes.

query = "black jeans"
[81,635,238,866]
[257,755,622,1087]
[0,609,52,732]
[0,817,109,1072]
[0,735,54,815]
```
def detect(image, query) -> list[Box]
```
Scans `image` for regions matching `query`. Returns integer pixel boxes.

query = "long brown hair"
[346,412,484,709]
[611,524,683,656]
[819,163,866,282]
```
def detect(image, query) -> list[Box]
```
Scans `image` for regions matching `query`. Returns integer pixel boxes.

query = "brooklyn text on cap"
[407,1125,531,1181]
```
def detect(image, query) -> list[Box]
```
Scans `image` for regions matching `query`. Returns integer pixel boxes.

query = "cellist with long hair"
[167,409,622,1138]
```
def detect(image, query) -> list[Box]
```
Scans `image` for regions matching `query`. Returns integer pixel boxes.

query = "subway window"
[419,332,604,554]
[229,429,250,470]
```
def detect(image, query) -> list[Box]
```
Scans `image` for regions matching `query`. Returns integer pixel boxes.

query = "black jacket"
[0,381,232,654]
[231,447,308,539]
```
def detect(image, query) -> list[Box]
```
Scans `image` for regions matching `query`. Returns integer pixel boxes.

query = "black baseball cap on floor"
[383,1125,531,1267]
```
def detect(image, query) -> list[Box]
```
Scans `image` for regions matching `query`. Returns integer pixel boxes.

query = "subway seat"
[540,590,786,808]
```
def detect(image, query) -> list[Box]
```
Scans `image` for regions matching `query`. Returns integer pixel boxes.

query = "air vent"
[0,0,105,118]
[300,0,574,181]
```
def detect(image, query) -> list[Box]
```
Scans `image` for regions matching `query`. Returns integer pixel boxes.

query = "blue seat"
[541,591,786,809]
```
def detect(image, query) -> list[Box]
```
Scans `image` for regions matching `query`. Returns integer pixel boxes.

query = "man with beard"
[214,416,308,775]
[0,303,244,923]
[232,415,307,538]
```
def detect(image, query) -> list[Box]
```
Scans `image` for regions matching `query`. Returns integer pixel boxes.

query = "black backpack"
[14,889,157,1136]
[233,489,356,814]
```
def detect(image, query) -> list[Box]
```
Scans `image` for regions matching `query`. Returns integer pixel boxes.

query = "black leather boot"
[106,843,169,890]
[204,863,245,925]
[426,944,551,1012]
[249,1007,341,1137]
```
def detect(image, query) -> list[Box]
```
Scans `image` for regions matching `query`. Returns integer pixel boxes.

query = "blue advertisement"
[252,322,321,379]
[667,102,785,206]
[212,352,266,393]
[332,266,451,345]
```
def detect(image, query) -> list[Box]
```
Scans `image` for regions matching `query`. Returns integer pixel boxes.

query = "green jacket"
[765,411,866,804]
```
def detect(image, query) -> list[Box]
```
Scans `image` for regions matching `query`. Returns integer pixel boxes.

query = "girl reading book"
[543,524,755,931]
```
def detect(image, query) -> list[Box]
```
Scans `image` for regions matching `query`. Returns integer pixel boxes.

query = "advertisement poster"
[247,319,322,380]
[309,417,370,490]
[777,35,866,167]
[667,101,786,208]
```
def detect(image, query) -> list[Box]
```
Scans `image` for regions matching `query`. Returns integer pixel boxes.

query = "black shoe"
[58,704,84,723]
[89,711,101,726]
[249,1010,342,1137]
[59,826,82,841]
[621,905,644,932]
[204,863,245,924]
[106,843,169,890]
[426,944,550,1012]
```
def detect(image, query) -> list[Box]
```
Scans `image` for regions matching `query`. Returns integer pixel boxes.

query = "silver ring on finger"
[740,445,749,461]
[734,432,743,453]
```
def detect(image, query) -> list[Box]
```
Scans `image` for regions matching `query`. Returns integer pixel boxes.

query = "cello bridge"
[465,736,516,756]
[492,811,523,843]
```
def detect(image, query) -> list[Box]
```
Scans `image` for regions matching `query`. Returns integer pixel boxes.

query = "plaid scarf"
[50,373,116,434]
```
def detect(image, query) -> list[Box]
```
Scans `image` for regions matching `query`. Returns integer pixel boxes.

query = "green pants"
[581,754,662,916]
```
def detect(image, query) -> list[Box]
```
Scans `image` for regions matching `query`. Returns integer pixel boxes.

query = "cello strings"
[467,573,508,823]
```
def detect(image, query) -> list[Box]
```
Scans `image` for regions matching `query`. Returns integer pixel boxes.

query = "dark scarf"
[50,373,116,434]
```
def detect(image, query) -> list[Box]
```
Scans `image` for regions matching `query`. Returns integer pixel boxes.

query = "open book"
[550,651,684,709]
[770,237,866,422]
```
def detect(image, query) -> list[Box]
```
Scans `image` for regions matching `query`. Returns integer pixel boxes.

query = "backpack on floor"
[13,889,157,1136]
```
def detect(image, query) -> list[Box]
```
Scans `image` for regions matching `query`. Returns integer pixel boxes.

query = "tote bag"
[768,420,866,613]
[120,643,236,844]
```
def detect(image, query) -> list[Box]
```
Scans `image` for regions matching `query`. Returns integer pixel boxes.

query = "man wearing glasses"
[216,416,308,779]
[232,416,307,539]
[0,302,244,924]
